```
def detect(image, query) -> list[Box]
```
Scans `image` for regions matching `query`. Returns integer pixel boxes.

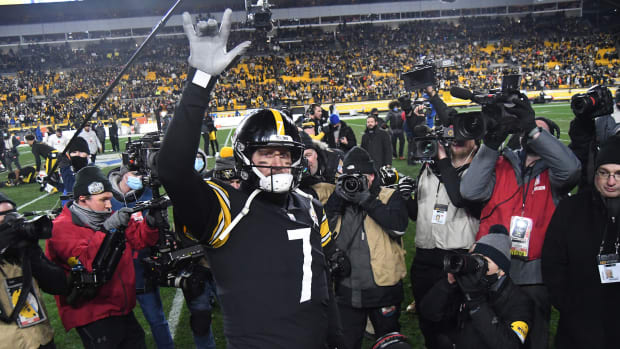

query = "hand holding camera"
[397,176,416,200]
[508,94,536,134]
[182,9,251,77]
[336,174,371,204]
[103,207,133,232]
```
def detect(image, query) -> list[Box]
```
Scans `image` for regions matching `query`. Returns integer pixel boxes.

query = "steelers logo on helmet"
[232,108,304,193]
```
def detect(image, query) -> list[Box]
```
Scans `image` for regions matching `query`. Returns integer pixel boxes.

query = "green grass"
[6,102,573,348]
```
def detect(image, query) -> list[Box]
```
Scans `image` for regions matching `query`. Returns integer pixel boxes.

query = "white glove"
[182,9,251,76]
[36,171,47,184]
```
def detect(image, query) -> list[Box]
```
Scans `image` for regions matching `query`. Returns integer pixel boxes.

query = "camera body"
[142,244,207,292]
[338,173,369,194]
[0,213,53,255]
[411,125,454,162]
[443,253,488,275]
[570,85,614,118]
[327,248,351,280]
[449,75,523,140]
[122,131,163,187]
[245,0,273,31]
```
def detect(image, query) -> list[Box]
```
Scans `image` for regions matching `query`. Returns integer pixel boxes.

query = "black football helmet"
[233,108,305,193]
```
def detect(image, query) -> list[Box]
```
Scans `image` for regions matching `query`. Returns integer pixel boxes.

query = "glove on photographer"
[102,207,132,232]
[183,10,251,77]
[509,94,537,134]
[397,176,416,200]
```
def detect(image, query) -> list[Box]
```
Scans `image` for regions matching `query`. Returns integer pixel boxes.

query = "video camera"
[245,0,273,31]
[570,85,614,119]
[443,253,488,275]
[122,131,163,187]
[449,74,524,140]
[411,125,455,161]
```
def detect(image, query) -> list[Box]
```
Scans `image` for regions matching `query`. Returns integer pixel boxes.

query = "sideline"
[17,192,50,210]
[168,288,185,339]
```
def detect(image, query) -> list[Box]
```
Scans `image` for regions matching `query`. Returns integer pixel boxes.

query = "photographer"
[0,193,69,349]
[419,225,534,349]
[460,95,581,349]
[108,167,174,349]
[157,11,339,347]
[542,136,620,349]
[299,132,341,204]
[324,146,409,348]
[568,87,620,193]
[45,166,159,348]
[362,114,392,169]
[404,134,482,348]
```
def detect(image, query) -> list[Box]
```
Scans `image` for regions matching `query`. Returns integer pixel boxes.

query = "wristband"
[191,69,213,88]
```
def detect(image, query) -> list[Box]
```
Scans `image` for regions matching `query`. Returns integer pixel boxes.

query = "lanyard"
[599,216,620,256]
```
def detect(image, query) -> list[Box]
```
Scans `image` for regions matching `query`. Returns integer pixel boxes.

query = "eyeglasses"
[596,169,620,180]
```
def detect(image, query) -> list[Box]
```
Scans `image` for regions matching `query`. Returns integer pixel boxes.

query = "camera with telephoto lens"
[570,85,614,119]
[338,173,368,194]
[0,213,53,255]
[443,253,488,275]
[142,244,208,294]
[448,74,524,140]
[410,125,455,162]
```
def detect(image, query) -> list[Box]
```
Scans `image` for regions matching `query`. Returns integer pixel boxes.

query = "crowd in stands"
[0,15,617,128]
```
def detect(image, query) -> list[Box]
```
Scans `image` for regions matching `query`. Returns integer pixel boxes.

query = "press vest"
[416,166,479,250]
[0,263,54,349]
[477,157,555,261]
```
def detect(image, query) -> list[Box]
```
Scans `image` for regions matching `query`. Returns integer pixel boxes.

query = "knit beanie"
[73,166,113,198]
[343,146,375,174]
[472,224,512,273]
[67,137,90,155]
[330,114,340,125]
[215,147,236,171]
[0,192,16,211]
[595,135,620,170]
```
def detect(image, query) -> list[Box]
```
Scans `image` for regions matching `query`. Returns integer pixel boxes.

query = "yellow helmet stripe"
[271,109,285,135]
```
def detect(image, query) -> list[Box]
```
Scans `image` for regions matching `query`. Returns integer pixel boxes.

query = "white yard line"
[17,193,50,210]
[168,288,185,339]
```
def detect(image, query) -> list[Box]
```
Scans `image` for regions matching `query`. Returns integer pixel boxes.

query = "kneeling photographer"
[568,86,620,193]
[419,225,534,349]
[324,146,409,349]
[0,193,69,349]
[45,166,159,349]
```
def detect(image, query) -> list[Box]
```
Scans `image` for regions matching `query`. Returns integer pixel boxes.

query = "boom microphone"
[450,87,474,101]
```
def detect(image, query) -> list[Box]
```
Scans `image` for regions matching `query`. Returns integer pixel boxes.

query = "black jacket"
[361,127,392,169]
[419,276,533,349]
[325,121,356,153]
[385,110,404,131]
[30,142,55,172]
[542,188,620,349]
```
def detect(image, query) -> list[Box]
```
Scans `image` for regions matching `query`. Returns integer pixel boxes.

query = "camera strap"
[0,249,36,325]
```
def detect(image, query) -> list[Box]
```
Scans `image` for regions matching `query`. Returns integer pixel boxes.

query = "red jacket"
[477,157,556,261]
[45,203,158,331]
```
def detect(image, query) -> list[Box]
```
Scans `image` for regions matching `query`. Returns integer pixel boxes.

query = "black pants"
[76,312,146,349]
[201,132,210,155]
[210,139,219,155]
[338,303,401,349]
[521,285,550,349]
[391,130,405,158]
[110,136,120,152]
[411,248,467,349]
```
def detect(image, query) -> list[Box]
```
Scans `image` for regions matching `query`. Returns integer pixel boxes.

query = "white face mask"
[252,167,294,193]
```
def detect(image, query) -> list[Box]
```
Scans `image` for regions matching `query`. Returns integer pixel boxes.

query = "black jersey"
[194,180,332,347]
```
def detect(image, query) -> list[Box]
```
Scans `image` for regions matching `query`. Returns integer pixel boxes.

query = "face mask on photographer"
[126,175,143,190]
[70,156,89,172]
[194,158,205,172]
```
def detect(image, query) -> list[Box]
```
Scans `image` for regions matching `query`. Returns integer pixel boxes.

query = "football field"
[3,102,574,348]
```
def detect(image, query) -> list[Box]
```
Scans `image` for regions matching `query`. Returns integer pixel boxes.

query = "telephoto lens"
[443,254,487,275]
